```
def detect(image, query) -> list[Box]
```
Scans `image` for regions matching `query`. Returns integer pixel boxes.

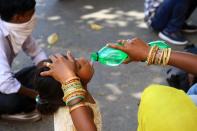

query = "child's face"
[38,56,94,86]
[75,57,94,85]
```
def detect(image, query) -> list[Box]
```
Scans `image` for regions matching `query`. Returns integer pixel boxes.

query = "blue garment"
[187,83,197,95]
[187,83,197,106]
[150,0,197,33]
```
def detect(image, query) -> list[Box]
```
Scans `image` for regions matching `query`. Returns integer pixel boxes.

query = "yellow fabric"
[54,101,102,131]
[138,84,197,131]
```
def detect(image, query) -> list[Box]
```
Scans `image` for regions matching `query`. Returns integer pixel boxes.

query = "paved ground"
[0,0,197,131]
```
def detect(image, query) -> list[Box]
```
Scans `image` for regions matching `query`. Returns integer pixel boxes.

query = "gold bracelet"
[147,46,158,65]
[147,46,154,65]
[63,90,86,101]
[162,48,170,65]
[62,82,82,92]
[64,88,86,97]
[158,50,164,65]
[69,103,86,113]
[165,48,171,65]
[151,46,159,64]
[154,50,161,64]
[62,81,84,94]
[63,92,86,102]
[63,76,80,84]
[62,80,82,91]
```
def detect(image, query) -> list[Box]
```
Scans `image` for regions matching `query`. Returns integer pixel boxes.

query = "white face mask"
[1,13,37,54]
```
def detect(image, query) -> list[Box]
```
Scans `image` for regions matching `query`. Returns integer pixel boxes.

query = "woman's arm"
[70,106,96,131]
[169,51,197,75]
[109,38,197,75]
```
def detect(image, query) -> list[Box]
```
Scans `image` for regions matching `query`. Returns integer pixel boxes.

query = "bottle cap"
[90,52,98,61]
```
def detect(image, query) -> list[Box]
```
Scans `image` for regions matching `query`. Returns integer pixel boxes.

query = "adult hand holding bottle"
[109,37,197,76]
[108,38,149,63]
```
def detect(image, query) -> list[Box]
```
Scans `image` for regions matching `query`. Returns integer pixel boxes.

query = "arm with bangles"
[62,80,96,131]
[40,52,97,131]
[109,38,197,75]
[67,82,96,131]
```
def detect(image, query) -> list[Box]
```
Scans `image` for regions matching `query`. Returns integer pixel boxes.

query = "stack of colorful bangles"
[61,76,87,113]
[147,45,171,65]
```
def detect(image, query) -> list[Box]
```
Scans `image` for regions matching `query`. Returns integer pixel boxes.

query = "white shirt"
[0,22,47,94]
[144,0,163,25]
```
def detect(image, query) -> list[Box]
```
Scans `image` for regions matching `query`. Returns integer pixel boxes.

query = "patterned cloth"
[54,101,102,131]
[144,0,163,25]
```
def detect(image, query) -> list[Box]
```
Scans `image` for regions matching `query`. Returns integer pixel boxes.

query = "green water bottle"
[91,40,170,66]
[90,43,128,66]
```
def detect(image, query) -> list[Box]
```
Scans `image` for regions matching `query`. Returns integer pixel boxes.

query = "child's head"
[0,0,36,22]
[34,66,65,115]
[34,56,94,115]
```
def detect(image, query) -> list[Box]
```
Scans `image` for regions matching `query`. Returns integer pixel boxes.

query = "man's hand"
[18,86,38,99]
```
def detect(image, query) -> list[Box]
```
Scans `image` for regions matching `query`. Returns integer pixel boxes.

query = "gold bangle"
[163,49,168,65]
[62,82,82,92]
[63,76,80,84]
[154,50,161,64]
[161,49,165,65]
[151,46,159,64]
[66,79,80,85]
[65,84,83,92]
[147,46,154,65]
[63,90,86,101]
[63,92,86,102]
[69,103,86,113]
[158,50,164,65]
[165,48,171,65]
[147,46,158,65]
[64,88,86,97]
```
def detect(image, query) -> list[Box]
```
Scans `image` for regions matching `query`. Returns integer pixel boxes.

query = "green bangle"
[66,95,85,106]
[62,83,82,92]
[65,85,83,93]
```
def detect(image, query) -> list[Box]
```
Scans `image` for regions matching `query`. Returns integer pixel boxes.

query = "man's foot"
[182,23,197,33]
[158,31,188,45]
[0,110,41,122]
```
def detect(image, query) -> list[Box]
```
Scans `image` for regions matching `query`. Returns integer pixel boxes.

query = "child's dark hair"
[0,0,36,21]
[34,65,65,115]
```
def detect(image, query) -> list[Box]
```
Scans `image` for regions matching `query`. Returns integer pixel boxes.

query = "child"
[19,54,102,131]
[0,0,47,121]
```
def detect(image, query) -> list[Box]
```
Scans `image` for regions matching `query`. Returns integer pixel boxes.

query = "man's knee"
[0,94,35,114]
